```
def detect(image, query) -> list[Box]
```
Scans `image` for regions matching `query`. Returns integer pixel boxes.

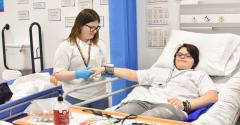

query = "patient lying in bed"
[85,43,218,121]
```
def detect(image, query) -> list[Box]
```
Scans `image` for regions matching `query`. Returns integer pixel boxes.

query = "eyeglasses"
[85,24,101,32]
[82,109,137,125]
[176,53,192,59]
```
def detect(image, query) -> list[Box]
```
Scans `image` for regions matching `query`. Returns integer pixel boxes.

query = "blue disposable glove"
[74,68,93,79]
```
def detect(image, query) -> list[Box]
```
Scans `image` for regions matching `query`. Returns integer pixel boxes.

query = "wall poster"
[48,8,61,21]
[146,0,169,48]
[0,0,4,12]
[100,0,108,5]
[61,0,75,7]
[18,10,30,20]
[33,2,46,9]
[65,17,76,27]
[78,0,93,10]
[17,0,29,4]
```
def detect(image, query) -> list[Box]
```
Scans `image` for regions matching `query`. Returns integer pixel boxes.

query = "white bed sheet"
[9,73,54,100]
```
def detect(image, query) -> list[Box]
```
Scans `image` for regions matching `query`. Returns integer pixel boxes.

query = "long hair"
[173,43,199,69]
[68,9,100,45]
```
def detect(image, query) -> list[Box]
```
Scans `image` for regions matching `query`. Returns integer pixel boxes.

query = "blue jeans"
[65,95,108,109]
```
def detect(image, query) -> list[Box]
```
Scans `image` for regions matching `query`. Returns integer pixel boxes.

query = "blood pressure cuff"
[0,82,13,105]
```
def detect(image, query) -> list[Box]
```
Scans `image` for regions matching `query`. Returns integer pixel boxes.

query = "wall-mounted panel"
[180,3,240,35]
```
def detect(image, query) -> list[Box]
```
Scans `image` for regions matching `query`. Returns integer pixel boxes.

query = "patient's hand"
[91,67,104,77]
[168,97,184,110]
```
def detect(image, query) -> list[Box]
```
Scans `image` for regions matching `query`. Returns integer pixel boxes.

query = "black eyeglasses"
[176,53,192,59]
[82,109,137,125]
[85,24,101,32]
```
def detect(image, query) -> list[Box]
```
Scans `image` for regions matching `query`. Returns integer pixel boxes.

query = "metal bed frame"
[63,77,138,106]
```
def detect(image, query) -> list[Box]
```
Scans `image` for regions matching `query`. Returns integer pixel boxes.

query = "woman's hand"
[50,75,59,86]
[168,97,184,110]
[91,67,105,77]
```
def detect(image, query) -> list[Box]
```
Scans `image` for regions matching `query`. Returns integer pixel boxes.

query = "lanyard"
[165,67,174,83]
[76,42,91,67]
[163,67,191,85]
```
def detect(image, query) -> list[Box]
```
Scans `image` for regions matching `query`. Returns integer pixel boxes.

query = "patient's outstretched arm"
[92,67,138,82]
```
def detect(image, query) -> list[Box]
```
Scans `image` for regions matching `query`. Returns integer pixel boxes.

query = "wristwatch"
[104,64,114,75]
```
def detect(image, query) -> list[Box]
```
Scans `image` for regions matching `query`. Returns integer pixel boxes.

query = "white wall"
[0,0,109,78]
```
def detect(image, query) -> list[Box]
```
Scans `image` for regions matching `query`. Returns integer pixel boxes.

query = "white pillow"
[152,30,240,76]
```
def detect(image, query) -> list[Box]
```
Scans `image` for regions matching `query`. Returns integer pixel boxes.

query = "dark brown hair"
[68,9,100,45]
[173,43,199,69]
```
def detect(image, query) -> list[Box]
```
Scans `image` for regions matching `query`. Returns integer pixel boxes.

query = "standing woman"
[53,9,108,109]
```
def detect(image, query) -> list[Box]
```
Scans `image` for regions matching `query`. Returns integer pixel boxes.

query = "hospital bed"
[153,30,240,125]
[63,30,240,125]
[179,3,240,125]
[0,68,62,122]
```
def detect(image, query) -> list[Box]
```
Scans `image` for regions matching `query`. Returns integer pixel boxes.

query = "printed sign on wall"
[48,9,61,21]
[0,0,4,12]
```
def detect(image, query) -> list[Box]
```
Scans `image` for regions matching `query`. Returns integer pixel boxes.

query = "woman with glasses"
[52,9,108,109]
[88,43,218,120]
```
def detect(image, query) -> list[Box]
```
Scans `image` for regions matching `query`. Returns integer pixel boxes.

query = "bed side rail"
[63,77,138,106]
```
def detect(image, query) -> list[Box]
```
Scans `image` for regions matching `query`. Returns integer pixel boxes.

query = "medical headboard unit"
[180,3,240,35]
